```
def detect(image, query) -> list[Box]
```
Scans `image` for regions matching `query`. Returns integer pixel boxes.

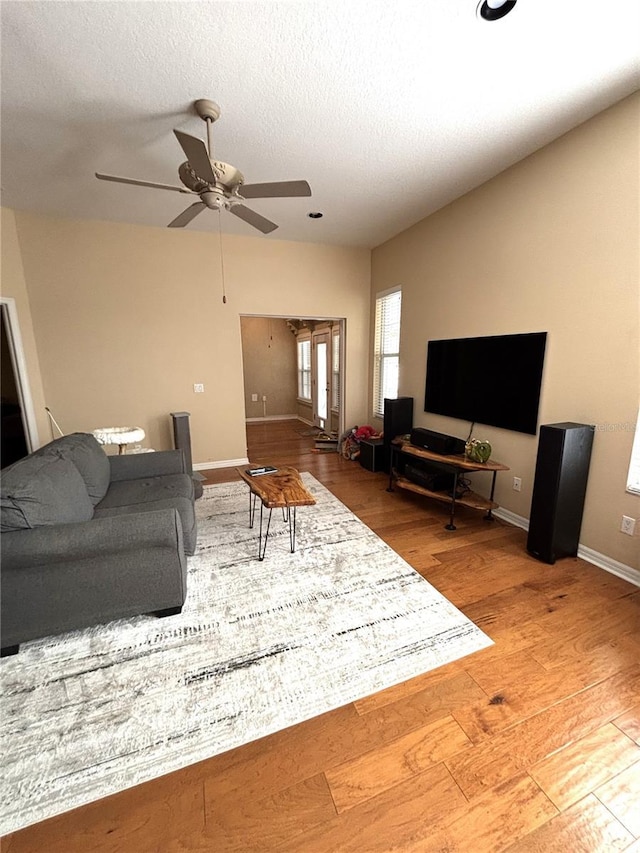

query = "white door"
[312,331,330,430]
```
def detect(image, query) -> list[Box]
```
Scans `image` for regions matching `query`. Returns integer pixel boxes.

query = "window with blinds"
[373,287,401,419]
[627,408,640,495]
[297,338,311,400]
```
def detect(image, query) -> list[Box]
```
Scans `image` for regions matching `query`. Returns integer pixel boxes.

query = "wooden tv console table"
[388,440,509,530]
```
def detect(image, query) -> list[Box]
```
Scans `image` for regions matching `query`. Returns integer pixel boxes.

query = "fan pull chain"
[218,210,227,304]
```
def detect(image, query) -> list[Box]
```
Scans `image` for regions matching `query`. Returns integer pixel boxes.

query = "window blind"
[297,338,311,400]
[373,287,401,419]
[332,330,340,411]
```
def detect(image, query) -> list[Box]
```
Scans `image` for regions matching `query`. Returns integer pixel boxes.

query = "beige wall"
[297,398,313,423]
[0,209,49,447]
[371,93,640,569]
[240,317,297,419]
[11,213,370,465]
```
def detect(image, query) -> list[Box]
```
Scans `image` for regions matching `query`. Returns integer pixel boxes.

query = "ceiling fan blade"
[240,180,312,199]
[95,173,191,194]
[167,202,206,228]
[173,130,217,184]
[229,204,278,234]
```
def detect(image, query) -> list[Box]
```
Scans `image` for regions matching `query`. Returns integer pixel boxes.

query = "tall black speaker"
[527,422,594,564]
[383,397,413,443]
[382,398,413,472]
[171,411,204,499]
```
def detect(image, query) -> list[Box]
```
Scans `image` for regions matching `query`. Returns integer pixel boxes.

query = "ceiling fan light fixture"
[201,190,225,210]
[477,0,517,21]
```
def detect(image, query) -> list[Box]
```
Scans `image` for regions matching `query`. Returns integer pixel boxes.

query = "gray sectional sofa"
[0,433,197,655]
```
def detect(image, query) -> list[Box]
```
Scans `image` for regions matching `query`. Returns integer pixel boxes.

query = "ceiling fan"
[95,99,312,234]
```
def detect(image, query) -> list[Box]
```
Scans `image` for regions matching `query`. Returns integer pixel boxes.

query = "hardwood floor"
[5,420,640,852]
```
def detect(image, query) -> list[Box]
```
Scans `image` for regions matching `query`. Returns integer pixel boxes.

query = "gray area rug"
[0,474,492,834]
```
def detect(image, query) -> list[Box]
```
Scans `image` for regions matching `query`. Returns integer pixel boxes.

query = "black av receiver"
[410,427,465,456]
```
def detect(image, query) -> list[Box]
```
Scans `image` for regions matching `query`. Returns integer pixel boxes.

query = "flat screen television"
[424,332,547,435]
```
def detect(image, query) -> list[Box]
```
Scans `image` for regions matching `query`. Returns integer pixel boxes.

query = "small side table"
[93,426,146,455]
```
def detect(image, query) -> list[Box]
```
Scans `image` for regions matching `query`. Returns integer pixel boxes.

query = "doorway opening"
[1,297,39,467]
[239,315,345,443]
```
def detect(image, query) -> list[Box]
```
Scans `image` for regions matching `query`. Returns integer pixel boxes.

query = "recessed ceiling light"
[308,212,323,219]
[477,0,517,21]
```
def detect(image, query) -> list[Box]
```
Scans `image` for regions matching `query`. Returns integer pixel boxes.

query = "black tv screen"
[424,332,547,435]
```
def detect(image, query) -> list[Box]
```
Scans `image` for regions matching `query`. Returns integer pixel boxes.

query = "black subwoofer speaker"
[359,438,386,472]
[527,422,595,564]
[382,397,413,473]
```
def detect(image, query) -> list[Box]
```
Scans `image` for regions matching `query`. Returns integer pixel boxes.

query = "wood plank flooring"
[4,419,640,852]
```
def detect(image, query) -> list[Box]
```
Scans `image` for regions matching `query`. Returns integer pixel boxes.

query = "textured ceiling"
[1,1,639,248]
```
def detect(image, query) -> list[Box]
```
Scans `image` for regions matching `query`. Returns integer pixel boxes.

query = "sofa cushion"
[96,473,194,509]
[94,473,197,554]
[0,453,94,532]
[36,433,110,506]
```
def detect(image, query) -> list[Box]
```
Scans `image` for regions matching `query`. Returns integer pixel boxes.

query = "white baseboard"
[493,507,529,531]
[493,508,639,588]
[193,458,249,471]
[576,546,640,587]
[245,415,300,423]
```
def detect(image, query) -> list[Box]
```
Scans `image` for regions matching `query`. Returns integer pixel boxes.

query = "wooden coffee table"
[236,466,316,560]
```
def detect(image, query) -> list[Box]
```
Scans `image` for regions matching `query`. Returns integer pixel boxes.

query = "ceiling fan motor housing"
[212,162,244,189]
[178,159,245,197]
[178,162,209,193]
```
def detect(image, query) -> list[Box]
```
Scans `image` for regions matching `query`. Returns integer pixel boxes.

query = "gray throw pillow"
[36,432,110,506]
[0,453,94,531]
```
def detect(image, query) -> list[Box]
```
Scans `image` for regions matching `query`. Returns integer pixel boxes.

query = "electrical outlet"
[251,393,258,402]
[193,383,204,393]
[621,515,636,536]
[512,477,522,492]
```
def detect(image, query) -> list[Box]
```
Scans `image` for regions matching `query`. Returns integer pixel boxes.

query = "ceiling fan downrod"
[205,117,214,160]
[194,99,221,160]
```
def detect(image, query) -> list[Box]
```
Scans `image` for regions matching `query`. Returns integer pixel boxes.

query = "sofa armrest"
[1,509,187,650]
[1,508,183,569]
[108,449,186,482]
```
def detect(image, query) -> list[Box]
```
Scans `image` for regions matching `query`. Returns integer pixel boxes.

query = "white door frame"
[1,296,40,451]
